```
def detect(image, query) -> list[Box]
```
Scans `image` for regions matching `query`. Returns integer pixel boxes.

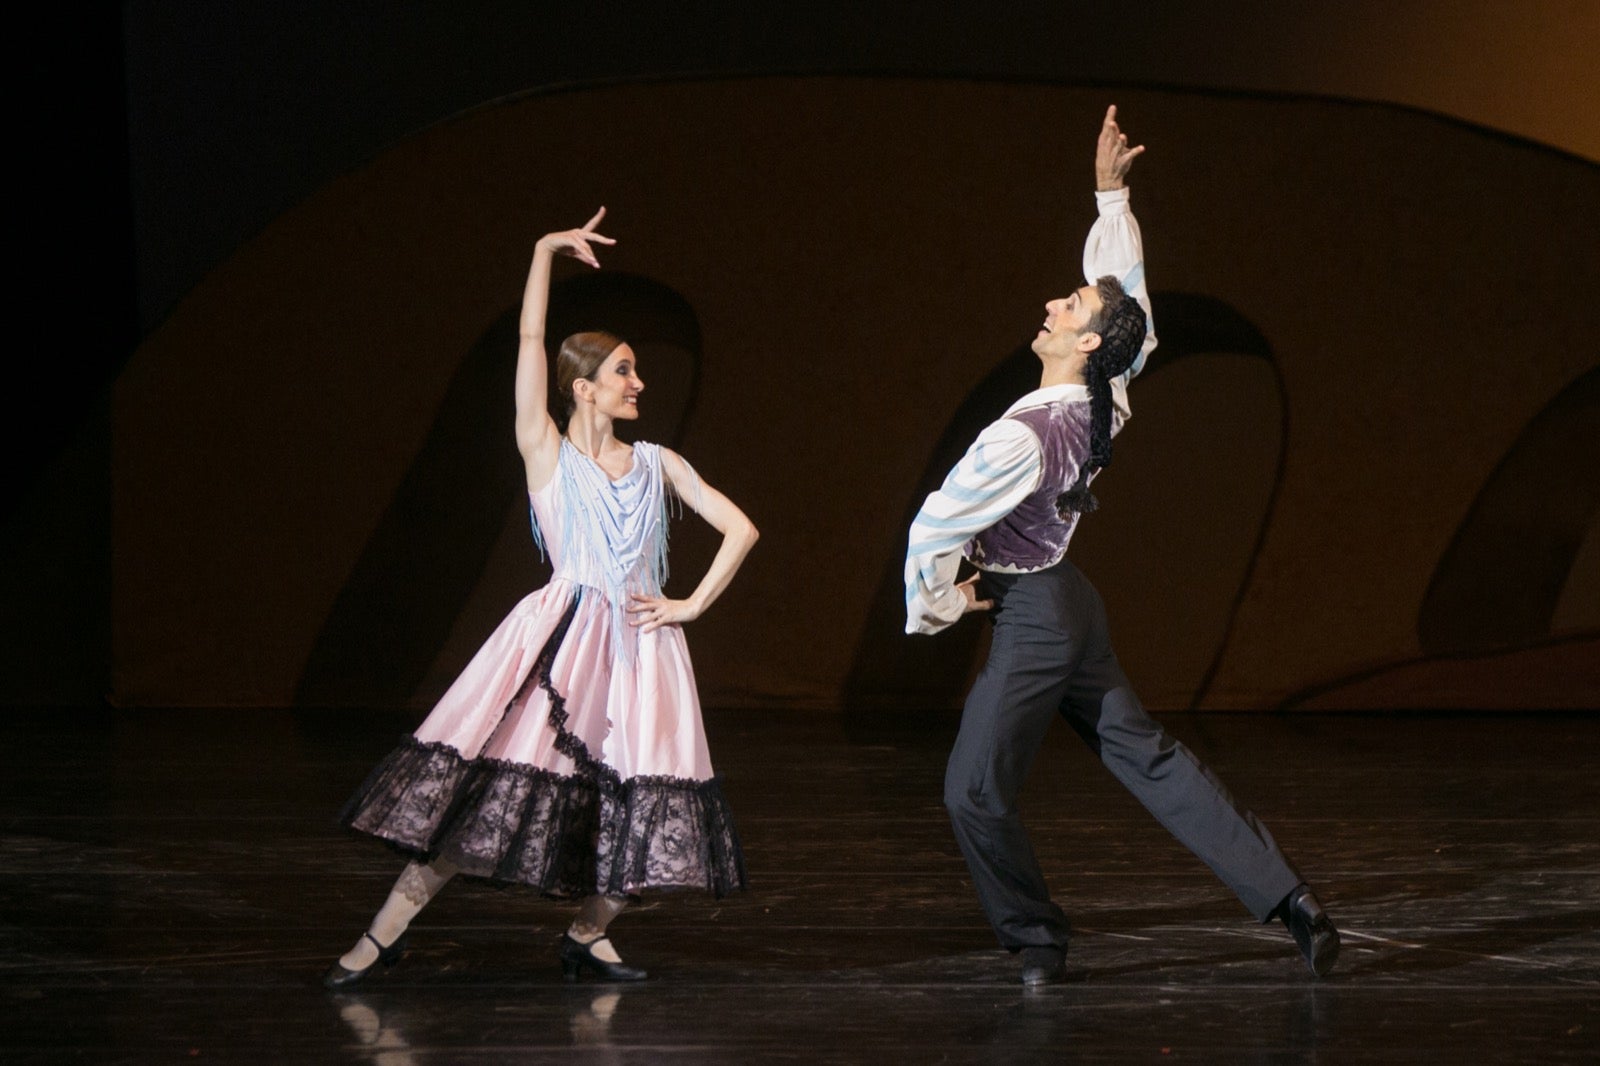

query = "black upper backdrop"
[6,3,1596,706]
[19,1,1598,512]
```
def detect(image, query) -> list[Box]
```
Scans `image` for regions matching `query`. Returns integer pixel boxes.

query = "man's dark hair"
[1055,276,1147,517]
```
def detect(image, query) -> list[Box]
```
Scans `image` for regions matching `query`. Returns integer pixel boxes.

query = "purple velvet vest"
[968,400,1093,572]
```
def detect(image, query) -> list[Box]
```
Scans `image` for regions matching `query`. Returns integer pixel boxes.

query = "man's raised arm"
[1082,105,1156,422]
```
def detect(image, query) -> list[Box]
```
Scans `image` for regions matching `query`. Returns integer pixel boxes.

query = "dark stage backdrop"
[4,4,1599,712]
[103,81,1599,711]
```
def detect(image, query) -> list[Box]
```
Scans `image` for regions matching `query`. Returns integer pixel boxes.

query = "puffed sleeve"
[904,419,1041,635]
[1084,186,1157,425]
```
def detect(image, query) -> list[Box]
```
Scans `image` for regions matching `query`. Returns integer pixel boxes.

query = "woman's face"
[580,343,644,420]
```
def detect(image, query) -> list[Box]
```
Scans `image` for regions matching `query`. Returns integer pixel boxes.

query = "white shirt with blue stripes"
[904,186,1156,636]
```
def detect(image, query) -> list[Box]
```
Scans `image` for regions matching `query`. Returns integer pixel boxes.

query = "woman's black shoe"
[559,934,647,982]
[322,932,408,990]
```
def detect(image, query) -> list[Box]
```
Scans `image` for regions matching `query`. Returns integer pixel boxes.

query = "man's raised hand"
[1095,106,1145,192]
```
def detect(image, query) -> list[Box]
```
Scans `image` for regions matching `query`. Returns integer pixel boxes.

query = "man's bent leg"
[944,575,1078,950]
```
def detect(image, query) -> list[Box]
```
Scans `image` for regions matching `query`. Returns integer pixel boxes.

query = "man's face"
[1030,285,1104,362]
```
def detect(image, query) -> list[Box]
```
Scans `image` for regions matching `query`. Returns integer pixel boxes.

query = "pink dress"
[340,440,745,898]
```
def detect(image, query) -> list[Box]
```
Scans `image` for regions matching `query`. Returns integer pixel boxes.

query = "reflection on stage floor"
[2,709,1597,1063]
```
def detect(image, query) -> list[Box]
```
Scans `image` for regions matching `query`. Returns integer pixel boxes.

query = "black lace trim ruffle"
[338,594,746,899]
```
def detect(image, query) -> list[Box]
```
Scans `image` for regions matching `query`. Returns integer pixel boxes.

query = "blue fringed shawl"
[529,440,699,660]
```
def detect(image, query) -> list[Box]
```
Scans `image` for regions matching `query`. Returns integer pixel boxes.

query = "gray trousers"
[944,558,1304,950]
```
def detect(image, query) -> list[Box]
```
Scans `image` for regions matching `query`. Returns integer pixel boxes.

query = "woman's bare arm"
[516,208,615,488]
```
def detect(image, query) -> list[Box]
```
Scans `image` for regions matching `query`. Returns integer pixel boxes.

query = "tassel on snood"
[1055,280,1148,518]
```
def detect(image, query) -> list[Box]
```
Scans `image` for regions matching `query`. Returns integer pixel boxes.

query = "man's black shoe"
[1279,884,1340,977]
[1019,945,1066,986]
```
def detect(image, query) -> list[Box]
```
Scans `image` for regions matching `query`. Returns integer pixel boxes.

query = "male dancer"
[904,106,1338,986]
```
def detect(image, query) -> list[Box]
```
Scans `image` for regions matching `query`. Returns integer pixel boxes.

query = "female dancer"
[324,208,757,986]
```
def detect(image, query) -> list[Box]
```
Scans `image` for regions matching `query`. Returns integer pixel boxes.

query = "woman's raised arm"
[516,208,615,481]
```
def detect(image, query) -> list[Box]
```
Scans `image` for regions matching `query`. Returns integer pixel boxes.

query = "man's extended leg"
[1057,569,1303,921]
[1064,653,1342,974]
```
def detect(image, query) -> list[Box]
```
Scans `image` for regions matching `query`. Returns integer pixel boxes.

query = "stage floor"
[2,709,1597,1063]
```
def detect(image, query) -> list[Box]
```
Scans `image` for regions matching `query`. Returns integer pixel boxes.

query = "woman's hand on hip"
[627,594,702,633]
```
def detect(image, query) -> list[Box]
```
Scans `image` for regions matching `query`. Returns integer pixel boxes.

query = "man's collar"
[1003,382,1090,417]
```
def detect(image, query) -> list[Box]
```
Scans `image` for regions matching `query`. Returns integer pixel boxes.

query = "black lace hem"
[338,595,746,898]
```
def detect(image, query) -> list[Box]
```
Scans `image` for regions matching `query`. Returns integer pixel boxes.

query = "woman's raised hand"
[537,207,616,269]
